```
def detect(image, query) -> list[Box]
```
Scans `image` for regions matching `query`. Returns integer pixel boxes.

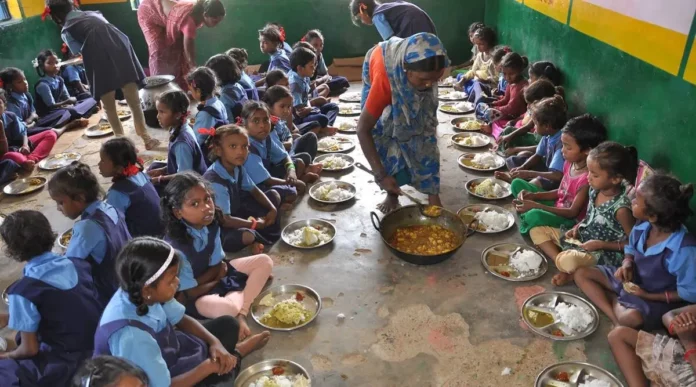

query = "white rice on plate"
[474,210,509,231]
[287,226,332,247]
[313,182,353,202]
[578,379,610,387]
[472,153,500,168]
[509,250,542,274]
[249,374,311,387]
[554,302,594,332]
[319,156,349,170]
[473,179,506,198]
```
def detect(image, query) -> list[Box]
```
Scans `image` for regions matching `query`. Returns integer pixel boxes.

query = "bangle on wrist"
[249,217,257,230]
[685,348,696,362]
[665,291,671,304]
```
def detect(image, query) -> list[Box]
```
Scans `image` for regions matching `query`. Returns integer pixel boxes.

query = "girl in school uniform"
[162,172,273,340]
[48,162,132,305]
[0,210,102,387]
[147,90,207,190]
[71,356,149,387]
[0,90,57,172]
[254,25,291,87]
[454,27,497,104]
[203,125,282,253]
[59,43,90,100]
[226,48,259,101]
[33,49,96,128]
[575,174,696,331]
[93,237,270,387]
[187,67,229,152]
[99,137,164,238]
[205,54,248,121]
[303,29,350,95]
[47,0,161,150]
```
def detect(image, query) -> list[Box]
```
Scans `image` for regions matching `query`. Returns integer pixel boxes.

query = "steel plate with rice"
[439,101,474,115]
[338,104,361,116]
[438,77,457,88]
[535,362,624,387]
[38,152,81,170]
[3,177,47,195]
[451,117,485,132]
[57,228,73,249]
[523,292,599,341]
[2,279,16,305]
[314,154,354,172]
[282,219,336,249]
[337,118,358,133]
[452,133,490,149]
[235,359,311,387]
[481,243,548,281]
[458,204,515,234]
[317,137,355,153]
[250,284,321,331]
[438,89,467,101]
[116,110,132,121]
[338,92,361,103]
[465,178,512,200]
[309,181,356,204]
[458,152,505,171]
[85,122,114,137]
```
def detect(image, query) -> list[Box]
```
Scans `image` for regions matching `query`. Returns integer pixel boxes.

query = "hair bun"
[680,183,695,201]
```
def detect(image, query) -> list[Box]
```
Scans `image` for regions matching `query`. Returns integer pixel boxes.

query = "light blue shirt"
[193,97,228,145]
[268,50,291,73]
[282,41,292,56]
[274,119,292,142]
[101,289,186,387]
[288,70,310,107]
[36,75,70,107]
[219,83,247,119]
[535,130,565,172]
[6,91,34,119]
[239,72,255,91]
[171,125,198,173]
[373,13,395,40]
[105,172,150,213]
[8,252,78,333]
[61,65,82,83]
[177,223,226,291]
[65,201,119,264]
[244,131,289,184]
[624,222,696,303]
[208,161,255,215]
[60,10,83,55]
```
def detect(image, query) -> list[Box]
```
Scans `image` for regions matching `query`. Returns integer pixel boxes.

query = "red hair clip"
[198,127,216,137]
[61,43,69,55]
[270,115,280,124]
[122,163,140,178]
[503,46,511,53]
[235,116,244,125]
[41,6,51,21]
[0,79,4,89]
[279,26,286,42]
[300,36,307,42]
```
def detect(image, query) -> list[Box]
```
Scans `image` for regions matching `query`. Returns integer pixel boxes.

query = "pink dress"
[556,161,589,221]
[491,79,529,139]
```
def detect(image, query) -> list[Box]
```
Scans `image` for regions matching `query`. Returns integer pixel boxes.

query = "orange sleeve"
[364,47,392,119]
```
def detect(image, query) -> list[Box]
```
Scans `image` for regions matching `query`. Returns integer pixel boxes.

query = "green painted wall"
[0,18,64,87]
[485,0,696,224]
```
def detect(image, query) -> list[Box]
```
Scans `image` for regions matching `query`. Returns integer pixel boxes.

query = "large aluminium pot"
[139,75,181,128]
[370,205,474,265]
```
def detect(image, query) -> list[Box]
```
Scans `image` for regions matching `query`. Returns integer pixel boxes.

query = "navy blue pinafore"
[111,177,164,237]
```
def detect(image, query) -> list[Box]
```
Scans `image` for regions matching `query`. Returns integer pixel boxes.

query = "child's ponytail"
[639,174,694,232]
[589,142,639,185]
[501,52,528,72]
[101,137,143,181]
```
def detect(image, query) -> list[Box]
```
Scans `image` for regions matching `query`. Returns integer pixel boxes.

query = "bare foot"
[494,171,512,183]
[20,160,35,172]
[251,243,265,255]
[144,138,161,151]
[236,331,271,357]
[300,172,319,184]
[552,272,574,286]
[377,193,400,214]
[76,118,90,128]
[306,163,323,175]
[52,127,66,137]
[237,315,251,341]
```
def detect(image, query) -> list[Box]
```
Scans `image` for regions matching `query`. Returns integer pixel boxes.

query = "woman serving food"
[356,32,448,213]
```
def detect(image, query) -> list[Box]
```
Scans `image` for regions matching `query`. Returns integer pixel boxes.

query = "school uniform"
[219,83,248,121]
[167,222,249,319]
[193,97,228,155]
[94,289,241,387]
[60,64,91,100]
[289,70,338,129]
[274,118,317,166]
[372,1,437,40]
[0,159,20,186]
[6,91,65,134]
[65,201,131,305]
[159,124,207,176]
[106,172,164,237]
[268,50,291,73]
[239,72,259,101]
[313,53,350,94]
[0,253,102,387]
[34,75,97,122]
[245,131,298,202]
[1,111,57,164]
[204,160,281,252]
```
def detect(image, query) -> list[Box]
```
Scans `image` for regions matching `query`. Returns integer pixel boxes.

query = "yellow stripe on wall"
[524,0,570,24]
[569,0,687,75]
[22,0,45,17]
[7,0,21,19]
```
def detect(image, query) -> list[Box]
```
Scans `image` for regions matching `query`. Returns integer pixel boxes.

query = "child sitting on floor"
[93,237,270,387]
[162,172,273,340]
[454,27,497,103]
[265,70,289,88]
[514,114,607,236]
[489,45,511,98]
[254,25,291,87]
[495,95,566,190]
[0,210,102,387]
[188,67,229,152]
[450,22,485,75]
[33,50,96,128]
[206,54,248,121]
[226,48,259,101]
[100,137,163,238]
[71,356,148,387]
[147,90,207,189]
[304,29,351,95]
[575,173,696,330]
[529,61,562,87]
[49,162,132,305]
[59,44,90,99]
[0,90,57,172]
[203,125,282,253]
[289,47,339,136]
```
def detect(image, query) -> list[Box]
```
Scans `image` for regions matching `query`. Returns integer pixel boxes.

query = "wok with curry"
[388,225,459,256]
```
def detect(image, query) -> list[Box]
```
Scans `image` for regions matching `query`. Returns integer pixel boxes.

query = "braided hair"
[101,137,143,181]
[157,90,190,143]
[35,49,59,77]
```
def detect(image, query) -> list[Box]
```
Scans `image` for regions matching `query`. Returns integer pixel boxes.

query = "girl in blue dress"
[303,29,351,95]
[254,25,291,87]
[71,356,148,387]
[0,210,102,387]
[187,67,229,157]
[205,54,248,121]
[226,48,259,101]
[48,161,132,305]
[94,237,270,387]
[100,137,164,238]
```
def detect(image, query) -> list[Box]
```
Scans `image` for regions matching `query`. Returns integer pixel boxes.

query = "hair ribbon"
[235,116,244,125]
[145,244,176,286]
[0,79,4,88]
[41,6,51,21]
[279,27,286,42]
[198,127,216,136]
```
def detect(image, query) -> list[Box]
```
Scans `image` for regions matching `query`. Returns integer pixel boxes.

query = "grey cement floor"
[0,84,621,386]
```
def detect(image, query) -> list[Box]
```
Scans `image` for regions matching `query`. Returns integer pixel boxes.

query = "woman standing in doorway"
[349,0,437,41]
[357,33,448,213]
[138,0,226,88]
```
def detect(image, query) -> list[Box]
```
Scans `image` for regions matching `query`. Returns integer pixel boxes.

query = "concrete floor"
[0,84,622,386]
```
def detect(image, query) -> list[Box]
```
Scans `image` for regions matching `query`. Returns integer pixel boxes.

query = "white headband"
[145,245,176,286]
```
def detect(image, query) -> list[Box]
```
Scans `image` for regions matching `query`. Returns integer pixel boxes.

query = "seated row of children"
[458,21,696,386]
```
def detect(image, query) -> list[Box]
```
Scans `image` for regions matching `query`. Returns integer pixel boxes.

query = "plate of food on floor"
[439,101,475,115]
[522,291,599,341]
[338,91,361,103]
[309,181,356,204]
[235,359,311,387]
[38,152,82,171]
[282,219,336,249]
[465,178,512,200]
[535,361,623,387]
[458,152,505,171]
[57,228,73,249]
[451,133,491,149]
[338,103,362,116]
[438,89,467,101]
[481,243,548,281]
[251,284,322,331]
[314,154,355,172]
[85,122,114,137]
[451,117,485,132]
[3,177,47,196]
[337,118,358,133]
[438,76,457,88]
[317,136,355,153]
[116,110,132,121]
[457,204,515,234]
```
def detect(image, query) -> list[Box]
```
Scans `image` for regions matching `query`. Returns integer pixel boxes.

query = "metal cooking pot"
[139,75,181,128]
[371,205,474,265]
